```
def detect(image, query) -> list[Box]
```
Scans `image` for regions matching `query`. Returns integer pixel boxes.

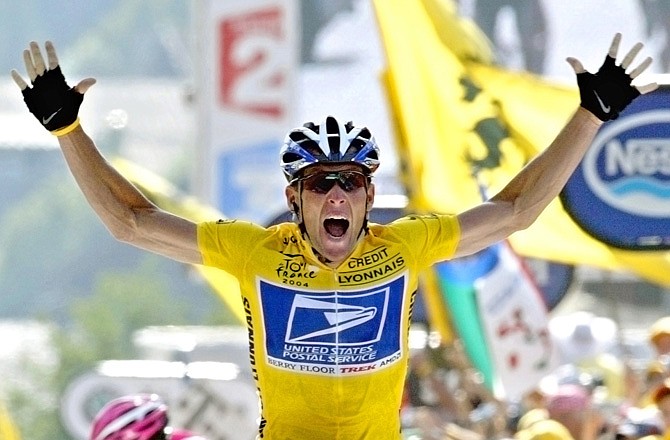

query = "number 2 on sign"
[219,7,286,118]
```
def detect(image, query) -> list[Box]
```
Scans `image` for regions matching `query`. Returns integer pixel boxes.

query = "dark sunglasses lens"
[309,175,337,193]
[339,172,367,191]
[303,172,367,193]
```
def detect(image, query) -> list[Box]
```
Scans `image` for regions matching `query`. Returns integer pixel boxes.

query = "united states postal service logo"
[286,294,381,344]
[584,110,670,217]
[257,274,407,375]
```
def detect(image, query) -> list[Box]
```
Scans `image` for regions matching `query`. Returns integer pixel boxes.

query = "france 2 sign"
[561,87,670,250]
[196,0,298,221]
[219,6,287,119]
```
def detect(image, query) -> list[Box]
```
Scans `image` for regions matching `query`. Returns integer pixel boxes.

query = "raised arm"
[454,33,658,258]
[11,41,202,265]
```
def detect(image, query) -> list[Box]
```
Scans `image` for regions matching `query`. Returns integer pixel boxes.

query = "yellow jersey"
[197,214,460,439]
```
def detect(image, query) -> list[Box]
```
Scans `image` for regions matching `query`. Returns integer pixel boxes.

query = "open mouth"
[324,218,349,238]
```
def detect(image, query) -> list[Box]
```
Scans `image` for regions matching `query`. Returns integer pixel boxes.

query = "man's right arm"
[12,41,203,265]
[57,125,203,265]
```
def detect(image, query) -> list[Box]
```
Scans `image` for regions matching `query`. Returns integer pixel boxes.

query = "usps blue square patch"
[257,274,407,375]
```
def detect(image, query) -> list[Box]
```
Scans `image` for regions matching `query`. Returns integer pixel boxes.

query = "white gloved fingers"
[10,69,29,90]
[628,56,653,78]
[608,33,622,58]
[74,77,97,94]
[23,49,37,82]
[636,82,659,95]
[45,41,59,70]
[566,57,585,74]
[620,42,643,70]
[29,41,46,77]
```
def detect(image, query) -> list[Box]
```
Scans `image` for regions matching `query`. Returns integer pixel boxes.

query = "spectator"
[652,378,670,434]
[515,419,573,440]
[549,312,627,403]
[402,347,461,439]
[545,384,606,440]
[637,360,668,408]
[513,407,577,440]
[649,317,670,357]
[614,406,663,440]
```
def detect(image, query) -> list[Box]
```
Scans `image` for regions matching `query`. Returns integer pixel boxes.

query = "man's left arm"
[454,33,658,258]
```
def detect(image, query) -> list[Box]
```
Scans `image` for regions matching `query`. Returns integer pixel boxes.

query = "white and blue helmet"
[280,116,380,182]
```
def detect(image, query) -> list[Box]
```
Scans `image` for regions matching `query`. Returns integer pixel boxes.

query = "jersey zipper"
[332,267,343,438]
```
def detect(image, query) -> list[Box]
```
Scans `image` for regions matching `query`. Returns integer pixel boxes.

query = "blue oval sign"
[561,86,670,250]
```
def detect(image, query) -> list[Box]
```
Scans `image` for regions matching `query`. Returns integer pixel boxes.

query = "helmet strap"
[295,186,309,237]
[360,194,371,237]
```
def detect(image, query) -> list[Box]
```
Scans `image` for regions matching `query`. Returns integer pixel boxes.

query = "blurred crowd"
[401,314,670,440]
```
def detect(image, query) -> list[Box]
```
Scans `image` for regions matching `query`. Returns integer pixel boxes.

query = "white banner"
[475,243,560,400]
[193,0,299,222]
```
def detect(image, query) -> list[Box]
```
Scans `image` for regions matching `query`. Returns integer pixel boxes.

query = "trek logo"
[593,90,611,114]
[584,111,670,218]
[258,274,407,375]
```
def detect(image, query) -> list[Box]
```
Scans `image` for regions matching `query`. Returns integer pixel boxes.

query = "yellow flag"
[373,0,670,286]
[113,159,245,324]
[0,403,20,440]
[419,268,455,342]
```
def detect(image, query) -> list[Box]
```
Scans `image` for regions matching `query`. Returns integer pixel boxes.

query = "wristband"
[51,118,81,137]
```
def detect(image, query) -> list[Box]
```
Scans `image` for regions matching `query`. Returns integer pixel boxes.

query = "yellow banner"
[373,0,670,286]
[0,403,20,440]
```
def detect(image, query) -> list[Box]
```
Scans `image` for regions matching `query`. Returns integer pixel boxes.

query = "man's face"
[285,164,374,266]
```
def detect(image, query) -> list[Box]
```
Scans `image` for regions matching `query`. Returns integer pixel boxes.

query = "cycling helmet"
[90,394,168,440]
[280,115,380,182]
[168,429,205,440]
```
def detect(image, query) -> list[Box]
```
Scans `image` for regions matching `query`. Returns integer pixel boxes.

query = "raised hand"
[566,33,658,121]
[11,41,96,134]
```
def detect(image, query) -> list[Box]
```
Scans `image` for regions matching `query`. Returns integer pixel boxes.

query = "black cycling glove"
[21,65,83,132]
[576,55,640,121]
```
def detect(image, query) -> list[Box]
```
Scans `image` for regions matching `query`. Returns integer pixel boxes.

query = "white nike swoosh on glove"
[593,91,611,113]
[42,107,63,125]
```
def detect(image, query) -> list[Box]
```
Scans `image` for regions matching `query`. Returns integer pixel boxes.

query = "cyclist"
[12,34,656,439]
[89,394,205,440]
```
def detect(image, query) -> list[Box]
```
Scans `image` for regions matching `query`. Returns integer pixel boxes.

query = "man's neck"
[306,230,368,269]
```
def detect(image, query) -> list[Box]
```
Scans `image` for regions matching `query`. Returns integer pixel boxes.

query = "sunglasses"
[292,170,370,194]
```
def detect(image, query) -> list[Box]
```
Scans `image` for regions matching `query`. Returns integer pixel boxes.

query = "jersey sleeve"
[197,219,267,277]
[388,213,461,268]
